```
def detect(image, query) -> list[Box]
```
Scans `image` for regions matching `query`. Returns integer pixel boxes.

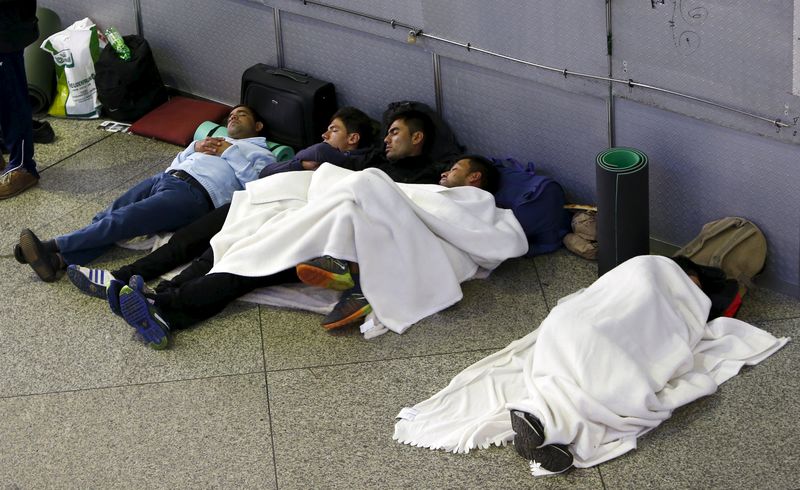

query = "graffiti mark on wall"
[668,0,708,55]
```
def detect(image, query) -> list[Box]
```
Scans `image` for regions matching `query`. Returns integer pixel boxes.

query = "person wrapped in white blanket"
[393,255,789,477]
[111,155,527,350]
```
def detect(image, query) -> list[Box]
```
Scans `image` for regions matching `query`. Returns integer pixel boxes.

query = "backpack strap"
[680,217,742,256]
[706,225,757,268]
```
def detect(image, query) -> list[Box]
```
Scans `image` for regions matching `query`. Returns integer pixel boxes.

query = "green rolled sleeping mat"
[24,7,62,114]
[193,121,295,162]
[595,147,650,276]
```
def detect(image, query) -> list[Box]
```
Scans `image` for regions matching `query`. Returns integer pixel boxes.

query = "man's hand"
[195,137,232,156]
[301,160,321,170]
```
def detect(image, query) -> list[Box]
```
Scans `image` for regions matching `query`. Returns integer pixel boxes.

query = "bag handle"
[270,68,309,84]
[680,217,743,256]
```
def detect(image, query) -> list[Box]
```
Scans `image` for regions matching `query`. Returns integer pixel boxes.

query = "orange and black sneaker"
[296,255,356,291]
[321,291,371,330]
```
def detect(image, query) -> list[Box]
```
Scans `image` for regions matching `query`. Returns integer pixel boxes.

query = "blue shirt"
[167,136,275,208]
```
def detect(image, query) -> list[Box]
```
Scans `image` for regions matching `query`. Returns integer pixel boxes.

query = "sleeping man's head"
[226,105,264,139]
[383,109,434,161]
[439,155,500,193]
[322,106,376,152]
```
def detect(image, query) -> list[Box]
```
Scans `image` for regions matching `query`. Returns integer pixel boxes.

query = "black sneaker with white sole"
[510,410,574,477]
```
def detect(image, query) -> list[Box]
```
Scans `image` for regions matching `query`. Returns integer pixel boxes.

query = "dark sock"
[43,239,59,253]
[350,272,362,294]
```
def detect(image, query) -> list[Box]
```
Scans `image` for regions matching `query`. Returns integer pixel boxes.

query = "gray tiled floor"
[0,119,797,488]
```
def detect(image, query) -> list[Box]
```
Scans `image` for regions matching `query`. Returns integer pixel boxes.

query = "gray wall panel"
[299,0,424,26]
[422,0,607,74]
[37,0,137,37]
[264,0,424,46]
[140,0,276,104]
[281,12,435,120]
[440,57,607,204]
[612,0,798,145]
[616,98,800,291]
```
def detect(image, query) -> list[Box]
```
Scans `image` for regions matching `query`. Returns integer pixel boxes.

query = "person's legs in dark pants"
[113,202,232,283]
[154,267,300,330]
[118,251,299,349]
[0,51,35,174]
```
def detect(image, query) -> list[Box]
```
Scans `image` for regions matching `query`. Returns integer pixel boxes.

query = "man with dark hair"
[439,154,500,194]
[112,162,513,350]
[367,108,439,184]
[65,106,380,295]
[16,104,276,282]
[299,154,501,329]
[260,106,376,176]
[0,0,40,199]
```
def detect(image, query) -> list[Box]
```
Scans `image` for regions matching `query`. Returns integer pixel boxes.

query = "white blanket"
[393,256,789,467]
[208,164,528,333]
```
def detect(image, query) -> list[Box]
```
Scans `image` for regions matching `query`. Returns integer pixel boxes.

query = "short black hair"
[230,104,266,136]
[388,108,435,153]
[457,154,500,194]
[332,106,377,149]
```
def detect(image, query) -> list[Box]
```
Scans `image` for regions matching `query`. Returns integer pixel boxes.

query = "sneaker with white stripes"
[66,265,116,300]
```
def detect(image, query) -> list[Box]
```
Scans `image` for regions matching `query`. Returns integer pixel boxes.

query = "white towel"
[393,256,789,467]
[209,164,528,333]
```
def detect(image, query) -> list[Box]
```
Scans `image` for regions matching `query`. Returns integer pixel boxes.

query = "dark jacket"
[259,141,439,185]
[0,0,39,53]
[259,142,373,179]
[372,154,439,184]
[338,146,440,185]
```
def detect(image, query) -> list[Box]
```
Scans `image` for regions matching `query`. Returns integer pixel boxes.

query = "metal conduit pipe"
[299,0,790,129]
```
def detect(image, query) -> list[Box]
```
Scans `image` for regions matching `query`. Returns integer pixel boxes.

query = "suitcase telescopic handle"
[270,68,309,84]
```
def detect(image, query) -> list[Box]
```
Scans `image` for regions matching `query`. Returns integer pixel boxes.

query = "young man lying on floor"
[15,104,276,282]
[64,106,378,294]
[70,157,520,349]
[393,255,789,478]
[67,107,444,331]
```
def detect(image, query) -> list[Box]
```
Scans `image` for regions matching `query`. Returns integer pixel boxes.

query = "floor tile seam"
[37,133,115,172]
[262,346,505,374]
[530,259,553,312]
[27,160,170,232]
[257,306,281,489]
[0,369,267,401]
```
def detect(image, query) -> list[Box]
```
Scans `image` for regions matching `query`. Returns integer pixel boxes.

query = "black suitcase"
[241,64,337,149]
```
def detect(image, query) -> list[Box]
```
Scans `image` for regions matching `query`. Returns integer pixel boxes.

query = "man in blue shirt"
[16,104,276,282]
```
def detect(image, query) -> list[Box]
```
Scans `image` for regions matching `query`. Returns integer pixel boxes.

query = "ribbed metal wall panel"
[139,0,276,104]
[281,12,435,120]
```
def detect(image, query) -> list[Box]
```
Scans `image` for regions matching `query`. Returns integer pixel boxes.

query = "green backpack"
[674,217,767,289]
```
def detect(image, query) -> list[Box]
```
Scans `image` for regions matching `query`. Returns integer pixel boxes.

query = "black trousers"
[153,246,300,330]
[111,201,301,330]
[112,202,232,283]
[0,51,37,176]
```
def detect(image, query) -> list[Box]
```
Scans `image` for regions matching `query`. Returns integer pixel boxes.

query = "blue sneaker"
[118,285,169,350]
[66,265,115,300]
[107,279,125,317]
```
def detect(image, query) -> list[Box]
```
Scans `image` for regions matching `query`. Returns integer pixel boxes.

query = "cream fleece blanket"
[207,164,528,333]
[393,255,789,467]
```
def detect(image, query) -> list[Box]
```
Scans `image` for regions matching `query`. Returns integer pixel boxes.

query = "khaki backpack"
[674,217,767,288]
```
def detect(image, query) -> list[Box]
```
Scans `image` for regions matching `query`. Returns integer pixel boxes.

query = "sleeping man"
[393,255,789,477]
[70,156,521,350]
[15,104,276,282]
